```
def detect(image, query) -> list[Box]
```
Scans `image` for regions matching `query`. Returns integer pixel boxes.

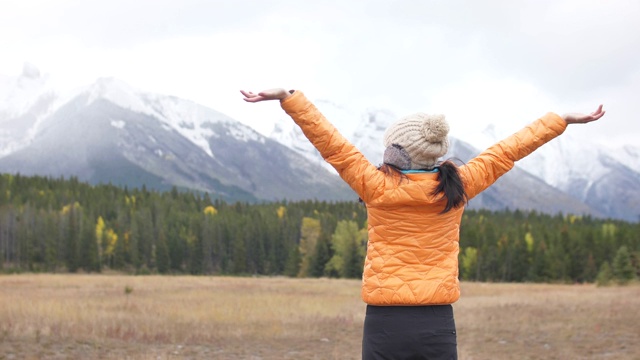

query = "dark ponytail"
[370,161,467,213]
[432,160,467,213]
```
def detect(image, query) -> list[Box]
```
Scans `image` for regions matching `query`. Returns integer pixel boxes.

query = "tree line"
[0,173,638,284]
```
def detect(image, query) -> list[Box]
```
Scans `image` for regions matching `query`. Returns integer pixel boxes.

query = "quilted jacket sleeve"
[280,91,384,202]
[460,112,567,200]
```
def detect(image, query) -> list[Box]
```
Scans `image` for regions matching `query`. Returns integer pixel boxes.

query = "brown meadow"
[0,274,638,359]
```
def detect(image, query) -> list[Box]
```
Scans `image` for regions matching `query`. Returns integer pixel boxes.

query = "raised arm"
[241,89,385,202]
[460,105,605,199]
[241,89,292,103]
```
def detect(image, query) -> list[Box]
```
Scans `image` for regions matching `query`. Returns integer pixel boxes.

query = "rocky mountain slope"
[0,67,354,202]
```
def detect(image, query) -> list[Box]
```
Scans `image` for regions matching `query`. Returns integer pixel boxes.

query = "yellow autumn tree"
[460,247,478,280]
[203,205,218,216]
[524,232,534,253]
[60,201,81,215]
[104,228,119,263]
[96,216,106,262]
[297,217,321,277]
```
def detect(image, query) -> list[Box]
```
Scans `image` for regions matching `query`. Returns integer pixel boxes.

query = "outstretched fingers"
[591,104,605,120]
[240,90,264,103]
[562,104,606,124]
[582,105,606,123]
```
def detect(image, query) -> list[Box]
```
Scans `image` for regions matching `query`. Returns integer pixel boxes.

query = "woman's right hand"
[240,89,291,103]
[562,105,606,124]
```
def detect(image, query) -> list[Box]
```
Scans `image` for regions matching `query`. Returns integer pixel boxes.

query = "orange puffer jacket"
[281,91,567,305]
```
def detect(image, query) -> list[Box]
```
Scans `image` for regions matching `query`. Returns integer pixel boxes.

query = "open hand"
[241,89,291,103]
[563,105,606,124]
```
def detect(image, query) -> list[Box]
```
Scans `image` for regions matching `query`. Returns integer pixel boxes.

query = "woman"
[241,88,605,360]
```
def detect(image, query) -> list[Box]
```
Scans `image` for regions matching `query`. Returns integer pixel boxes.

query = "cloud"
[0,0,637,145]
[1,0,283,48]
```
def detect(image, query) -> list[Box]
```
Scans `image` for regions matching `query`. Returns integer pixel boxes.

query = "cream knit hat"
[382,113,449,170]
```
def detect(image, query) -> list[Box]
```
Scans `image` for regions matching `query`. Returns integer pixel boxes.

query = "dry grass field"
[0,274,638,360]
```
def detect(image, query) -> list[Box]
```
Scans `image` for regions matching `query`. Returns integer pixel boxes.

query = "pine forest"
[0,173,638,285]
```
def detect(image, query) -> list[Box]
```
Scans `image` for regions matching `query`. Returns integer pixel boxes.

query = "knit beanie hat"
[383,112,449,170]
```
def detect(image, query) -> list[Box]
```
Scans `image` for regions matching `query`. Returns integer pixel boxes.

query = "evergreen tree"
[43,213,59,271]
[79,214,100,272]
[156,229,170,274]
[596,261,613,286]
[201,210,216,274]
[582,253,598,283]
[612,246,636,284]
[63,203,81,272]
[3,172,640,282]
[231,223,247,274]
[309,235,331,277]
[284,245,300,277]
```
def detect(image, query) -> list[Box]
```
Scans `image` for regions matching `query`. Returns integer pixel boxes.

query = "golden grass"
[456,282,640,360]
[0,275,638,359]
[0,275,365,359]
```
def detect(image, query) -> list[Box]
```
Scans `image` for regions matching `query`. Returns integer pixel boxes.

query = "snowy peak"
[270,101,398,171]
[269,101,640,221]
[270,116,330,171]
[458,120,637,191]
[271,104,396,166]
[0,63,59,156]
[352,108,397,165]
[518,133,607,189]
[80,77,265,158]
[0,67,267,161]
[0,62,54,117]
[0,72,354,202]
[21,62,42,79]
[458,125,640,221]
[85,77,146,114]
[610,144,640,174]
[1,66,637,219]
[270,99,372,173]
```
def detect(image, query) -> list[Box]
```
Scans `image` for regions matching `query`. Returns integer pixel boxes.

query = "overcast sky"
[1,0,638,146]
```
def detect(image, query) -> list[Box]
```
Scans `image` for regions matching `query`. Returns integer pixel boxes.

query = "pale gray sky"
[1,0,638,145]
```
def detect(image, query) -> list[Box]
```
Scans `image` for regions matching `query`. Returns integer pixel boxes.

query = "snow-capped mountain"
[2,64,637,219]
[269,102,640,222]
[270,117,330,173]
[0,65,354,202]
[351,108,398,166]
[475,125,640,221]
[608,144,640,175]
[270,99,366,173]
[0,63,61,156]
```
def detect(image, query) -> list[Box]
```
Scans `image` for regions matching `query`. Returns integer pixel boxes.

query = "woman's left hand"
[240,89,291,103]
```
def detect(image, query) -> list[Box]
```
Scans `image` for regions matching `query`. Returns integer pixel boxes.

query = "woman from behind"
[242,88,605,360]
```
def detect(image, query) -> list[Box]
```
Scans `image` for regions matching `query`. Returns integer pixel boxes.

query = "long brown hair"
[378,160,467,213]
[432,160,468,213]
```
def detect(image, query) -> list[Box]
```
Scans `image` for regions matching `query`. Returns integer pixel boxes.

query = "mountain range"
[1,63,639,221]
[270,97,640,222]
[0,64,353,202]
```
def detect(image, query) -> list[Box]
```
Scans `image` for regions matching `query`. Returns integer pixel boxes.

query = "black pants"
[362,305,457,360]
